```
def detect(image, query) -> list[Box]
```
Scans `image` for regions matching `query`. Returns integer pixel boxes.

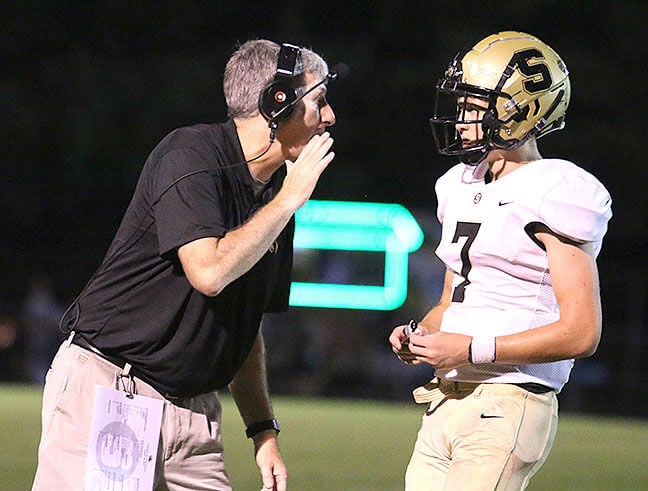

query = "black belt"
[70,333,183,401]
[441,379,554,394]
[71,333,131,371]
[513,382,554,394]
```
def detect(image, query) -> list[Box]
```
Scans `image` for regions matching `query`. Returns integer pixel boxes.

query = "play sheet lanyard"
[84,378,164,490]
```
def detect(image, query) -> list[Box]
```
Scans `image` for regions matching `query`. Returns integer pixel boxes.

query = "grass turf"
[2,384,647,490]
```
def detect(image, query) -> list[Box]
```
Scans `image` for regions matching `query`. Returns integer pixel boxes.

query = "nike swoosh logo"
[498,201,513,206]
[480,414,504,419]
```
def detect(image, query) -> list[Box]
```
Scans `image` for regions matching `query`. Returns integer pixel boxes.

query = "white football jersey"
[434,159,612,391]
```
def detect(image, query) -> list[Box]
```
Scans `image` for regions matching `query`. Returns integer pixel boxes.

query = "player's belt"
[437,379,553,395]
[514,382,554,394]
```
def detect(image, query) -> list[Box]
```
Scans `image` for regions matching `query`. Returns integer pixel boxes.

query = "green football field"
[2,384,647,490]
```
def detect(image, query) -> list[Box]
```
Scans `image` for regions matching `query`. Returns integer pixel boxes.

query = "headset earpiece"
[258,43,304,125]
[259,81,298,122]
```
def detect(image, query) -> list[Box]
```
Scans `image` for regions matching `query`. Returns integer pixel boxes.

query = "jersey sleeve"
[537,171,612,244]
[153,147,227,257]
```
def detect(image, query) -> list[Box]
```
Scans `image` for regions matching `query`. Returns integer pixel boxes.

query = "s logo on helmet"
[509,48,552,93]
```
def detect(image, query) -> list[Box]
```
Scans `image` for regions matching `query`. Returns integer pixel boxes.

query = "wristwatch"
[245,418,281,439]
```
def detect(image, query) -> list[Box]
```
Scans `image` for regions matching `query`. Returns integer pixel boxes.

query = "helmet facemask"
[430,77,508,166]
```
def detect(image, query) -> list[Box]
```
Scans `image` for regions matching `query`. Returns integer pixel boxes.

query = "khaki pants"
[32,338,232,490]
[405,378,558,491]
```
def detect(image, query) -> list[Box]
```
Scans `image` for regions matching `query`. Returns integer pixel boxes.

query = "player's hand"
[390,323,427,364]
[278,132,335,211]
[406,331,471,369]
[254,431,287,491]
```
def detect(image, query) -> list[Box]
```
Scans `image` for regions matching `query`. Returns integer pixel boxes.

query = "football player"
[390,31,612,490]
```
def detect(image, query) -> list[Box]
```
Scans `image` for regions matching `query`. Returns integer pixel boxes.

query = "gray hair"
[224,39,328,119]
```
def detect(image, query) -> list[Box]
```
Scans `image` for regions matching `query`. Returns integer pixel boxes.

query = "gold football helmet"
[430,31,571,165]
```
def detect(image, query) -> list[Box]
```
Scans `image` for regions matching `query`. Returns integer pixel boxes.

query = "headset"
[258,43,348,143]
[259,43,305,127]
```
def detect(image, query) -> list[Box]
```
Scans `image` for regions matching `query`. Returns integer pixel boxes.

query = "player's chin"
[461,141,480,150]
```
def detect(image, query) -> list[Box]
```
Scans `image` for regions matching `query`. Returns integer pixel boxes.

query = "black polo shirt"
[69,119,294,397]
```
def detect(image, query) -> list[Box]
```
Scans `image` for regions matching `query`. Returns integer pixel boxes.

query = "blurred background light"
[290,200,423,309]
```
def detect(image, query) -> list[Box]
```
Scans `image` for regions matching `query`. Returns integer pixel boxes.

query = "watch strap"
[245,418,280,439]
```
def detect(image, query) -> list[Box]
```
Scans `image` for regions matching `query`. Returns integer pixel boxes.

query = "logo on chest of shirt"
[268,241,279,254]
[471,192,515,207]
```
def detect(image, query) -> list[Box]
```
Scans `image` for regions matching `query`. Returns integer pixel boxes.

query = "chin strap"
[463,147,489,166]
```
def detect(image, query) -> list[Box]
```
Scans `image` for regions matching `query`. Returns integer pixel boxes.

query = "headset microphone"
[329,62,350,80]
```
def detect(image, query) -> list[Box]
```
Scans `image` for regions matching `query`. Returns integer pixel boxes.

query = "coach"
[32,39,337,491]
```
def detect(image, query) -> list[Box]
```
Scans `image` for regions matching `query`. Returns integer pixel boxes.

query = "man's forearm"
[228,331,275,427]
[179,195,295,297]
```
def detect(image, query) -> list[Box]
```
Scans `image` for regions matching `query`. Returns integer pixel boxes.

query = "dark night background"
[2,1,646,416]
